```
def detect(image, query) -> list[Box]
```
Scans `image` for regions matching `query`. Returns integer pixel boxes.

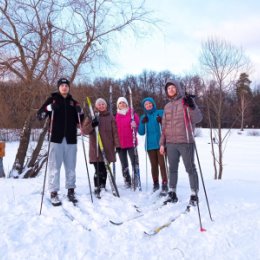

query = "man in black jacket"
[37,78,84,206]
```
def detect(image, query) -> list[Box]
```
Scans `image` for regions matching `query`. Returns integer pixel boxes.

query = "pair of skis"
[86,97,120,198]
[128,87,142,191]
[109,201,194,236]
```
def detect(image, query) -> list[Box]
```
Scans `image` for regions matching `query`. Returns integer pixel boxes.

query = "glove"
[116,147,121,153]
[37,111,47,121]
[156,115,162,124]
[142,116,148,124]
[46,103,59,112]
[183,95,195,110]
[91,117,99,128]
[130,120,137,128]
[75,105,82,114]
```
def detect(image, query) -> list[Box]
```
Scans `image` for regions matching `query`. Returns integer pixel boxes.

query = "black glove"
[116,147,121,153]
[183,95,195,110]
[37,111,47,121]
[156,115,162,124]
[91,117,99,128]
[75,105,82,114]
[142,116,148,124]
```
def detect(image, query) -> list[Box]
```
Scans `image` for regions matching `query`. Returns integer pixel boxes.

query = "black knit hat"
[57,78,70,88]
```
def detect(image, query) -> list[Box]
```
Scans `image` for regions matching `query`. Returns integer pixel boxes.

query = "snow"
[1,129,260,260]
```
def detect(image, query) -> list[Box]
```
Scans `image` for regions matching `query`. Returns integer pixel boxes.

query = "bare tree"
[0,0,153,177]
[199,37,251,179]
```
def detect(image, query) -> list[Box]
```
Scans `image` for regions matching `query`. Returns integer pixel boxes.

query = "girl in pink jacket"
[115,97,140,188]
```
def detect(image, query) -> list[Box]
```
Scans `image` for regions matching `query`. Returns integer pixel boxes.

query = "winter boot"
[189,194,199,206]
[164,191,178,204]
[152,182,160,192]
[50,192,62,206]
[67,188,78,204]
[159,183,168,196]
[94,187,101,199]
[123,172,131,189]
[100,183,106,190]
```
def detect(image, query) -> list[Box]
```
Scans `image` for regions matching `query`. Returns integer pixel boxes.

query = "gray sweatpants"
[48,138,77,192]
[166,143,199,193]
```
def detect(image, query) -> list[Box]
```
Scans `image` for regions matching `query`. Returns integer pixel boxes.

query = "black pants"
[117,148,136,180]
[93,162,107,188]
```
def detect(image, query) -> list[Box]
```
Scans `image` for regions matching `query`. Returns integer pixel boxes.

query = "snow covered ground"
[0,129,259,260]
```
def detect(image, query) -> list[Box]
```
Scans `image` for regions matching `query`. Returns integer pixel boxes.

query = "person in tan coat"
[160,79,202,206]
[83,98,120,197]
[0,141,5,178]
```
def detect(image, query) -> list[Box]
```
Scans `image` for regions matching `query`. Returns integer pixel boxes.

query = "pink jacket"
[115,109,140,149]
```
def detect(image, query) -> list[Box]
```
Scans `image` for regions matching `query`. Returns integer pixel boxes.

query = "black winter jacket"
[37,92,84,144]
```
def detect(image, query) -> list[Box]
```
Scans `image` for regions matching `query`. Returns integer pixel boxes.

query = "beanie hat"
[57,78,70,88]
[117,97,128,108]
[95,98,107,107]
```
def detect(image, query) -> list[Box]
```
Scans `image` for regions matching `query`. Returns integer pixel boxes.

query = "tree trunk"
[217,126,223,179]
[9,113,33,178]
[23,120,49,178]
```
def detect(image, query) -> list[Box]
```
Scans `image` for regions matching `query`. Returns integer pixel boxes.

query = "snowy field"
[0,128,259,260]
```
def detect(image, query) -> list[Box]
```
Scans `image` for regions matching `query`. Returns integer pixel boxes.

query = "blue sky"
[103,0,260,84]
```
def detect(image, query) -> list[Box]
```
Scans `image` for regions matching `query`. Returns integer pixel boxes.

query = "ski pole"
[77,113,93,203]
[158,122,169,185]
[128,87,142,191]
[39,110,54,215]
[183,104,206,231]
[144,121,148,192]
[185,107,213,221]
[109,85,116,181]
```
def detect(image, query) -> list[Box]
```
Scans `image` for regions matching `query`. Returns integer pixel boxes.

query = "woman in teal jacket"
[138,97,168,195]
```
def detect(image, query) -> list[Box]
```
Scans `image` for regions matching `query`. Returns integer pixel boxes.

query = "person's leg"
[99,162,107,188]
[128,148,140,188]
[157,150,167,184]
[180,143,199,205]
[180,143,199,193]
[48,142,63,193]
[93,162,100,188]
[148,150,159,191]
[166,144,180,192]
[118,149,131,187]
[157,149,168,193]
[48,141,63,205]
[64,141,77,202]
[164,144,179,203]
[64,142,77,190]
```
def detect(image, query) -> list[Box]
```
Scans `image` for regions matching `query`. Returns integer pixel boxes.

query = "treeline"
[0,70,260,129]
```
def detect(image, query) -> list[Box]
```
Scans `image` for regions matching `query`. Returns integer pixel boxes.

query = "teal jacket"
[138,97,163,151]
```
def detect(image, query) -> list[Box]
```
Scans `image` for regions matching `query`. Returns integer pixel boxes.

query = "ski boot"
[159,183,168,197]
[67,188,78,204]
[94,187,101,199]
[152,182,160,193]
[123,172,131,189]
[50,191,62,206]
[189,194,199,206]
[164,191,178,205]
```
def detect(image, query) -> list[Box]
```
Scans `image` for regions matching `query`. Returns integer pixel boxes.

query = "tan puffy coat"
[160,80,202,145]
[82,111,120,163]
